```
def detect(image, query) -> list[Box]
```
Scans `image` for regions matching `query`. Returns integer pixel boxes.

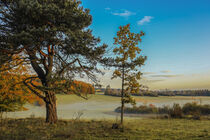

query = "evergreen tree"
[0,0,107,123]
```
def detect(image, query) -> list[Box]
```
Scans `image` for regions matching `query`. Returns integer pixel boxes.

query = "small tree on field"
[0,0,108,123]
[111,24,147,126]
[104,85,111,95]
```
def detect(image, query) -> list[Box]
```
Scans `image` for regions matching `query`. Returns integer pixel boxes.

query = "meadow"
[4,94,210,120]
[1,118,210,140]
[2,94,210,139]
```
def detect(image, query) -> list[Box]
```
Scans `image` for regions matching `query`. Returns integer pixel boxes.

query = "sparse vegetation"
[116,102,210,119]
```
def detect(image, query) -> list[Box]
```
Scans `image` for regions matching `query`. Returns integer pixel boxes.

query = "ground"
[2,95,210,139]
[1,118,210,140]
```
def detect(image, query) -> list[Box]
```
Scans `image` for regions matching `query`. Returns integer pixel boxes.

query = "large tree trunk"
[45,92,58,124]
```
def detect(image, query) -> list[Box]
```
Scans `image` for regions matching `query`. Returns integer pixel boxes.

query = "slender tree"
[112,24,147,126]
[0,0,107,123]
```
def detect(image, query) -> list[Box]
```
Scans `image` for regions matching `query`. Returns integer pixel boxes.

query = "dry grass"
[1,118,210,140]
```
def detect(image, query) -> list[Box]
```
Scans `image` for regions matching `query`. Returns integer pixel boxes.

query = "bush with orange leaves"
[68,81,95,95]
[0,55,44,113]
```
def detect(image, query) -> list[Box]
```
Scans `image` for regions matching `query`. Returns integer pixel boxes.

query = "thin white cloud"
[112,10,136,18]
[147,79,165,83]
[140,77,165,84]
[150,74,183,78]
[138,16,154,25]
[105,7,111,10]
[143,72,156,75]
[160,70,171,73]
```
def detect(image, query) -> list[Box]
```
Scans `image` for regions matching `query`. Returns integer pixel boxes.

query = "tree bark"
[45,92,58,124]
[121,65,125,126]
[121,96,124,125]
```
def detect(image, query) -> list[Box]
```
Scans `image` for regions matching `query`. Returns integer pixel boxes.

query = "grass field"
[57,94,210,103]
[56,94,210,107]
[1,118,210,140]
[2,95,210,139]
[4,94,210,120]
[56,94,121,104]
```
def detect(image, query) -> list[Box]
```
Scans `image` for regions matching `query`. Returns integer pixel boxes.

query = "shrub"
[115,104,158,114]
[138,105,155,114]
[115,102,210,119]
[200,104,210,115]
[0,55,44,111]
[158,105,170,114]
[182,102,201,115]
[0,94,26,115]
[169,104,183,118]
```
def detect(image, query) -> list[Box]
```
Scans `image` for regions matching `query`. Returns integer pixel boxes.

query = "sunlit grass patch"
[1,118,210,140]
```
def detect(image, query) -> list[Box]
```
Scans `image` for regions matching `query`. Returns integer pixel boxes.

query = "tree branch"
[23,77,46,100]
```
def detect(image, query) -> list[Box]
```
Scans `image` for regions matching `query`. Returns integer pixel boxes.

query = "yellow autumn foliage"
[0,55,44,111]
[68,80,95,95]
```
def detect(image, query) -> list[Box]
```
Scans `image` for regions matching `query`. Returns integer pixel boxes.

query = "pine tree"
[0,0,107,123]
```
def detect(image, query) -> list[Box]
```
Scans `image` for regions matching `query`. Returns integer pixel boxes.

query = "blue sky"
[81,0,210,89]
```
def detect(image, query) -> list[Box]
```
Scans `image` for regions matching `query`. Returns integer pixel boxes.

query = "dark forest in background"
[99,85,210,97]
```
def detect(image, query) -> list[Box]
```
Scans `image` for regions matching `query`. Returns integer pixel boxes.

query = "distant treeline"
[155,90,210,96]
[100,86,210,97]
